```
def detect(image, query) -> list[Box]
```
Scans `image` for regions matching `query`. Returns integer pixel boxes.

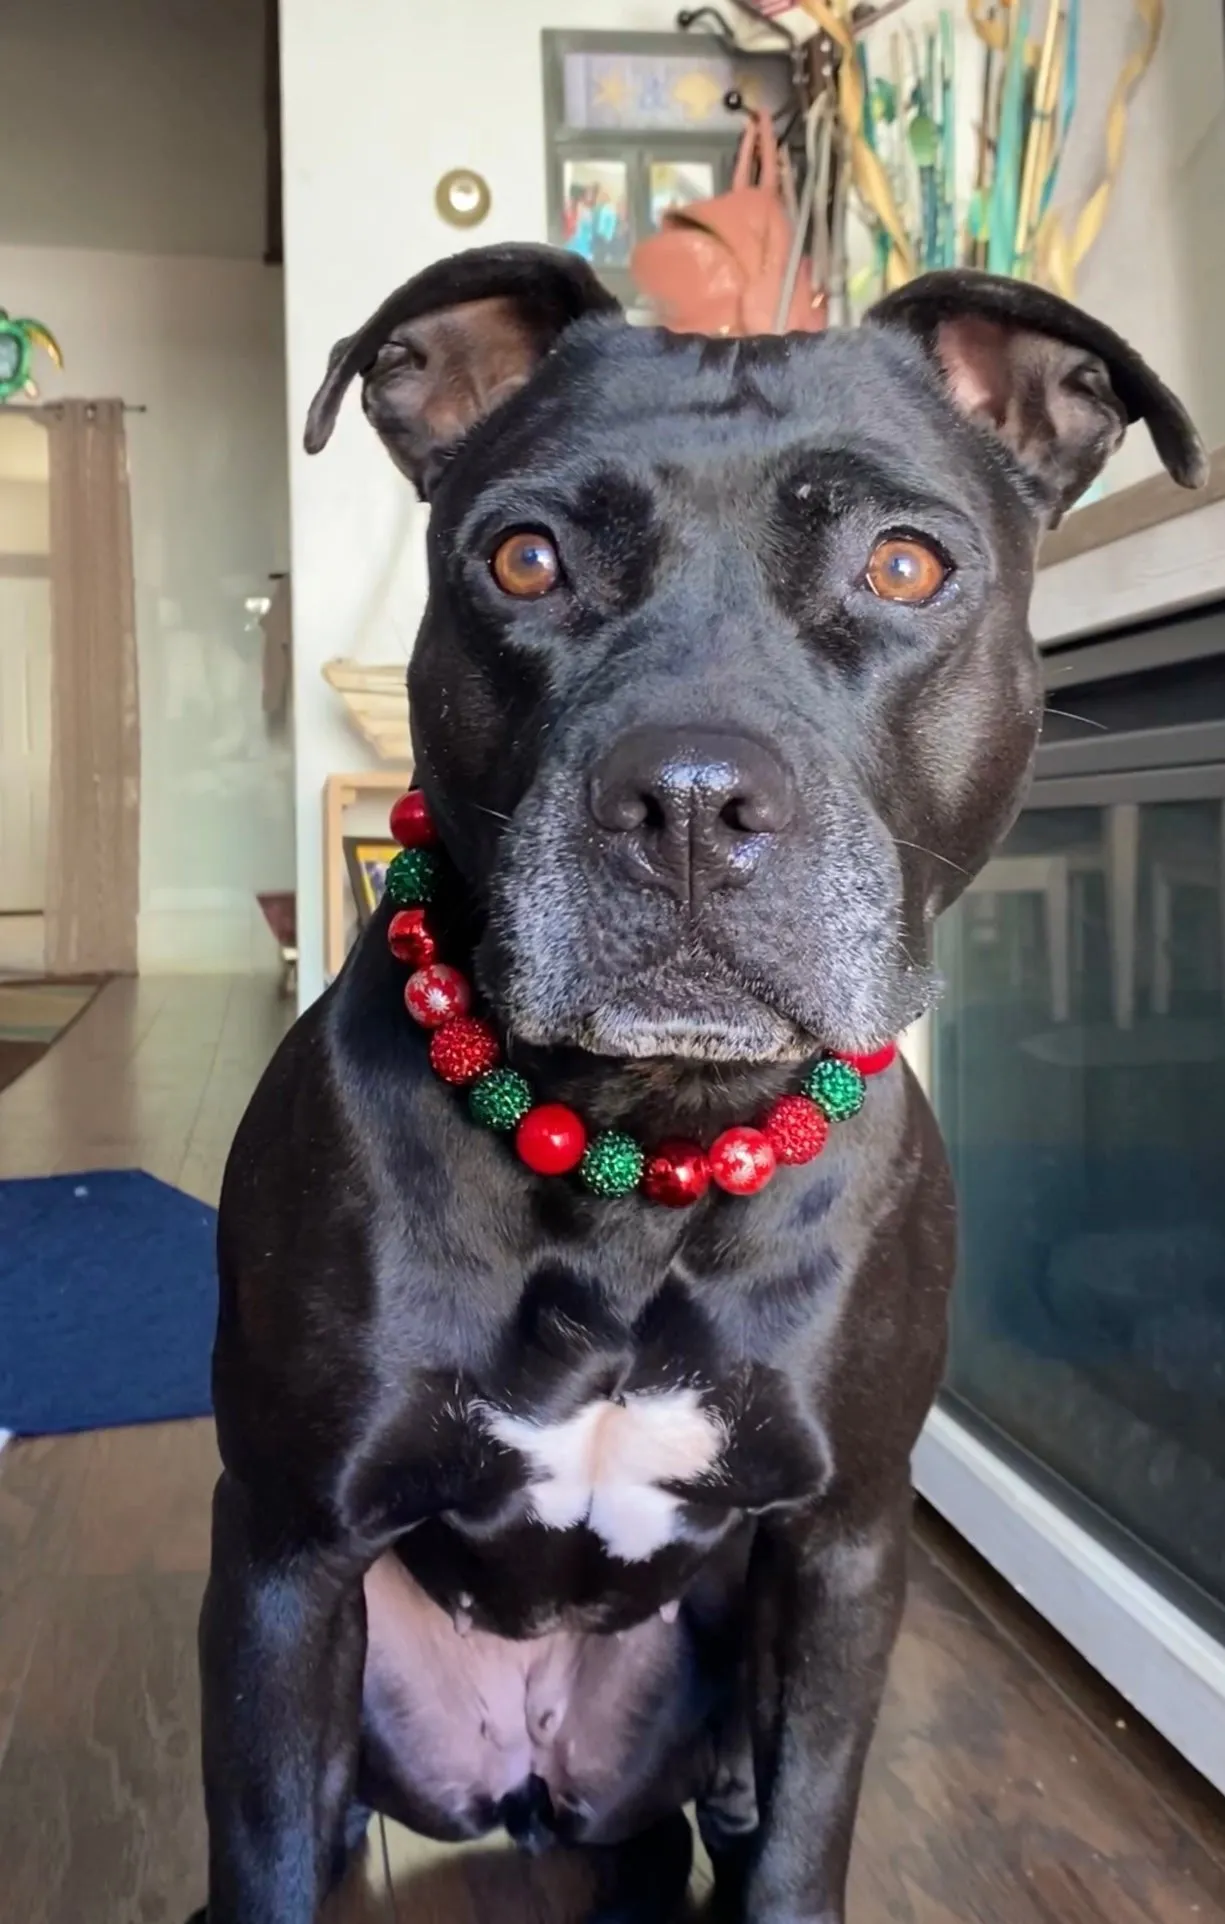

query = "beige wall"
[0,0,265,258]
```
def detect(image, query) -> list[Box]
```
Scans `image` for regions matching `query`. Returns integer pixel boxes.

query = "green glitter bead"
[385,847,440,908]
[580,1130,645,1199]
[803,1057,866,1123]
[468,1068,533,1132]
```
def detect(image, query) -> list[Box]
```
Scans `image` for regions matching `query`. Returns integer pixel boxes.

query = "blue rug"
[0,1170,217,1436]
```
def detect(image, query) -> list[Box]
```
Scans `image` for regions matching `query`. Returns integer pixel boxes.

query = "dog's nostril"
[641,792,667,833]
[720,794,757,835]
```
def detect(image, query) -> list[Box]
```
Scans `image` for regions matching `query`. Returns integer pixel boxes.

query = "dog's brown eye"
[864,536,948,605]
[492,531,560,599]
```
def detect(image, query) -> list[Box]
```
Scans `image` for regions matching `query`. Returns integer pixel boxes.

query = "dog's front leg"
[741,1493,909,1924]
[196,1472,368,1924]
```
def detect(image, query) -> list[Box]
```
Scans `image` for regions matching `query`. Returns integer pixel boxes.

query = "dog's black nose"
[589,726,794,906]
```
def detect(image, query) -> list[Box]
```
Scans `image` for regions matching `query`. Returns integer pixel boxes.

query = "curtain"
[43,400,140,975]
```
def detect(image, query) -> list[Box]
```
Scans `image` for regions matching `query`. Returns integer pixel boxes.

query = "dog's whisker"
[893,839,969,877]
[1044,706,1108,731]
[474,803,512,824]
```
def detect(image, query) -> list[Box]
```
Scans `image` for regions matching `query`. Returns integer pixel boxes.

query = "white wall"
[0,244,293,970]
[0,0,265,258]
[279,0,685,1007]
[1065,0,1225,491]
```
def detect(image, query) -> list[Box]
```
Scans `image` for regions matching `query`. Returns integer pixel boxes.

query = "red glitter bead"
[387,907,438,968]
[390,789,438,849]
[709,1125,777,1196]
[404,963,471,1028]
[763,1094,830,1166]
[642,1139,711,1207]
[836,1042,898,1077]
[515,1104,588,1176]
[429,1015,500,1085]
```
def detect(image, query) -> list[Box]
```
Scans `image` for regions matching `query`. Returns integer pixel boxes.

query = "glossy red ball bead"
[390,789,438,849]
[404,963,471,1028]
[837,1042,898,1077]
[515,1104,588,1176]
[763,1094,829,1166]
[428,1015,500,1085]
[387,907,438,968]
[642,1139,711,1207]
[708,1125,777,1195]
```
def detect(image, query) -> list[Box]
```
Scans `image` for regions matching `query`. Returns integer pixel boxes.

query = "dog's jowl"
[191,247,1205,1924]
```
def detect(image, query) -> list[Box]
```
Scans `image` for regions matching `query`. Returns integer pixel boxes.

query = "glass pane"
[1044,644,1225,744]
[935,794,1225,1616]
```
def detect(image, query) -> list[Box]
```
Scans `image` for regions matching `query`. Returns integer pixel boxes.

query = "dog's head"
[307,246,1203,1063]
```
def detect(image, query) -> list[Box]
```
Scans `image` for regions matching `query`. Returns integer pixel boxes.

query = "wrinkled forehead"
[439,319,995,523]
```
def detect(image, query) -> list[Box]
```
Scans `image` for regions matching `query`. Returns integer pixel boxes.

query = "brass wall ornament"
[435,169,492,229]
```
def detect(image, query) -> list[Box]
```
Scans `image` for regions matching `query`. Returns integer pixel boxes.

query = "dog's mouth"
[508,956,822,1064]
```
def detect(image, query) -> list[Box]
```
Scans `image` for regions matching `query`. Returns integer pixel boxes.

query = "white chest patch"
[483,1387,726,1563]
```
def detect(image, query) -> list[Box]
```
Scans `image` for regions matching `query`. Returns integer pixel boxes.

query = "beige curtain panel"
[43,400,140,976]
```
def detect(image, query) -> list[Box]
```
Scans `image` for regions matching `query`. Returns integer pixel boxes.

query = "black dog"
[193,246,1203,1924]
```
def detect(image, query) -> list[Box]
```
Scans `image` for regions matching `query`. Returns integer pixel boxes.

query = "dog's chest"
[481,1385,727,1563]
[431,1277,828,1565]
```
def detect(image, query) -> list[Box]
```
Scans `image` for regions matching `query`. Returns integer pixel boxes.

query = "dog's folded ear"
[304,244,621,498]
[867,270,1206,523]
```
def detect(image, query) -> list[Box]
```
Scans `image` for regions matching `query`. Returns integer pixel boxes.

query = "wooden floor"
[2,975,1224,1923]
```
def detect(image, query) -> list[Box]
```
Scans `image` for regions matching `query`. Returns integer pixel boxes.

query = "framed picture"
[344,838,400,928]
[647,158,717,230]
[561,158,632,267]
[542,29,792,307]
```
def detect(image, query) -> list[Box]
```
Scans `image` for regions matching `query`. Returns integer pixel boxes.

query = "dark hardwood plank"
[850,1536,1225,1922]
[0,1434,94,1773]
[71,1420,219,1579]
[916,1503,1225,1873]
[0,1571,206,1924]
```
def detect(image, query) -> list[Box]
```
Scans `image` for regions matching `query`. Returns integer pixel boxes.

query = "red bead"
[836,1042,898,1077]
[429,1015,500,1085]
[515,1104,588,1176]
[404,963,471,1028]
[763,1094,830,1166]
[709,1126,777,1196]
[642,1139,711,1207]
[390,789,438,849]
[387,907,438,968]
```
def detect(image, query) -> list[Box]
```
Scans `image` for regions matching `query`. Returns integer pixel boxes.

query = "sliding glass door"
[932,612,1225,1634]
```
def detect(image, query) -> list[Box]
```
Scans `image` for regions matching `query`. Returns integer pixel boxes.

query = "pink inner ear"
[934,314,1014,424]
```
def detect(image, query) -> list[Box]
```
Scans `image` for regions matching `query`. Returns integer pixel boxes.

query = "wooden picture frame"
[322,771,413,983]
[344,837,400,929]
